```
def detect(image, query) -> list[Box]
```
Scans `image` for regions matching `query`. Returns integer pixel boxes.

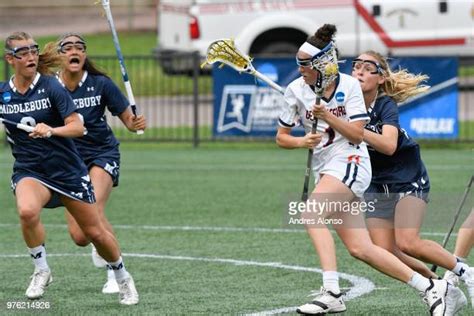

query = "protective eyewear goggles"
[6,44,40,59]
[351,58,383,75]
[58,40,86,53]
[296,57,313,68]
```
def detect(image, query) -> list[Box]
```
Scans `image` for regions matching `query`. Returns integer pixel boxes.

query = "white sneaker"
[118,276,139,305]
[102,278,119,294]
[296,287,346,315]
[91,245,107,268]
[460,267,474,307]
[25,269,52,299]
[445,284,467,315]
[422,279,448,316]
[443,270,460,286]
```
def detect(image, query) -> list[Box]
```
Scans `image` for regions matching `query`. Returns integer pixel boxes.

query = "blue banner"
[212,57,458,139]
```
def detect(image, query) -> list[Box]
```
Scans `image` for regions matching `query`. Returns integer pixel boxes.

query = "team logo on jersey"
[37,89,45,94]
[86,87,94,92]
[2,92,11,103]
[335,92,345,104]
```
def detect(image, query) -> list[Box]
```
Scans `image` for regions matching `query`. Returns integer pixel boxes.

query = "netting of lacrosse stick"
[202,39,284,94]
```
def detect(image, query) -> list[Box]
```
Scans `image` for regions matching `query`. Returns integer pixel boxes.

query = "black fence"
[2,53,474,144]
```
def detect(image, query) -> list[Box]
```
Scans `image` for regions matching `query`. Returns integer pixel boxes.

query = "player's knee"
[396,237,418,255]
[347,243,370,261]
[17,205,41,225]
[69,232,90,247]
[81,226,106,245]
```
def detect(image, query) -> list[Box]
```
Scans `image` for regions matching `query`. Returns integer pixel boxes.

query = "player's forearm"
[325,114,363,144]
[276,133,304,149]
[363,129,396,155]
[50,120,85,138]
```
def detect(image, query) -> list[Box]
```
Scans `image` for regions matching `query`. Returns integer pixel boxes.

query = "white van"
[156,0,474,73]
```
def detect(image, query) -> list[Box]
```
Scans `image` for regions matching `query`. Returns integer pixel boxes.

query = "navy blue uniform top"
[57,71,129,161]
[0,73,88,183]
[365,95,427,184]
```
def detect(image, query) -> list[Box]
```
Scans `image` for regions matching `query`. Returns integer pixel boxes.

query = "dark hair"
[5,31,62,75]
[307,24,337,49]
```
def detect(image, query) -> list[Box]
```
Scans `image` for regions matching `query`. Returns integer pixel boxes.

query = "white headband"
[298,42,321,57]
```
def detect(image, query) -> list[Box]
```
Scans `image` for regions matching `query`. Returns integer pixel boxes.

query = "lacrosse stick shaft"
[101,0,143,135]
[301,96,320,201]
[431,175,474,272]
[0,118,35,133]
[253,71,285,95]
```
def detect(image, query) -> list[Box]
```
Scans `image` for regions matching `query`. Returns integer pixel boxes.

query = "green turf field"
[0,144,472,315]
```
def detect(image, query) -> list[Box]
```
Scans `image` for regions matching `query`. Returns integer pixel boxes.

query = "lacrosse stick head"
[202,39,254,73]
[311,41,339,93]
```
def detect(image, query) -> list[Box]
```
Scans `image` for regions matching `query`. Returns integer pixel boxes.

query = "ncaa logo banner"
[213,58,303,137]
[212,57,458,139]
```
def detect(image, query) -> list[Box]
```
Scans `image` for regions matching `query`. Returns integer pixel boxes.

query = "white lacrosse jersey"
[279,73,370,154]
[278,73,372,196]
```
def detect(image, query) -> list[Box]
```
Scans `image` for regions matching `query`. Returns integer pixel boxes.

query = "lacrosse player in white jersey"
[276,24,453,315]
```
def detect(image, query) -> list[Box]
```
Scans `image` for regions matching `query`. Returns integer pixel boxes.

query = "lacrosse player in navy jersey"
[1,32,138,305]
[42,33,146,294]
[353,50,471,313]
[277,24,457,315]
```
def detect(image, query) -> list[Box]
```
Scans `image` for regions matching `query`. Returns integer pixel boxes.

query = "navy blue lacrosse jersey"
[0,73,90,186]
[365,95,427,184]
[56,71,129,160]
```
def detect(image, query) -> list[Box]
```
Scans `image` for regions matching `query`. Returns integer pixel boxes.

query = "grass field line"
[0,163,471,171]
[0,223,453,237]
[0,252,375,315]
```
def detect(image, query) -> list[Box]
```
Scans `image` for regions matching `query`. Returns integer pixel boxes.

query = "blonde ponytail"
[363,50,429,103]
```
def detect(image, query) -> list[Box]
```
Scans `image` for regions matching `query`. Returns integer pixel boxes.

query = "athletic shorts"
[83,147,120,187]
[312,146,372,198]
[11,171,96,209]
[365,174,430,219]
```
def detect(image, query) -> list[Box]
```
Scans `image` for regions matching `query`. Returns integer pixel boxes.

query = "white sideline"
[0,252,375,315]
[0,223,453,236]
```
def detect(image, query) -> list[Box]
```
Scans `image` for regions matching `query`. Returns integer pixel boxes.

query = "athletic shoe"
[91,245,107,268]
[118,276,139,305]
[421,279,448,316]
[443,270,460,286]
[445,284,467,315]
[102,278,119,294]
[296,287,346,315]
[461,267,474,307]
[25,269,52,299]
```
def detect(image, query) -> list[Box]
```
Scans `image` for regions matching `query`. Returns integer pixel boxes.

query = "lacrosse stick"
[1,118,35,133]
[301,76,323,201]
[100,0,143,134]
[202,39,285,94]
[431,175,474,272]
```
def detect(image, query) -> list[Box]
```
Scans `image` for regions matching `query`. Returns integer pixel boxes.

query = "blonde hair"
[363,50,429,103]
[4,31,62,75]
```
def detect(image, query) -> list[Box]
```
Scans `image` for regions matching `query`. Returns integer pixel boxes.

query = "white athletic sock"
[455,256,466,263]
[407,272,431,292]
[106,266,115,280]
[323,271,340,294]
[107,256,130,281]
[452,258,470,278]
[28,244,49,271]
